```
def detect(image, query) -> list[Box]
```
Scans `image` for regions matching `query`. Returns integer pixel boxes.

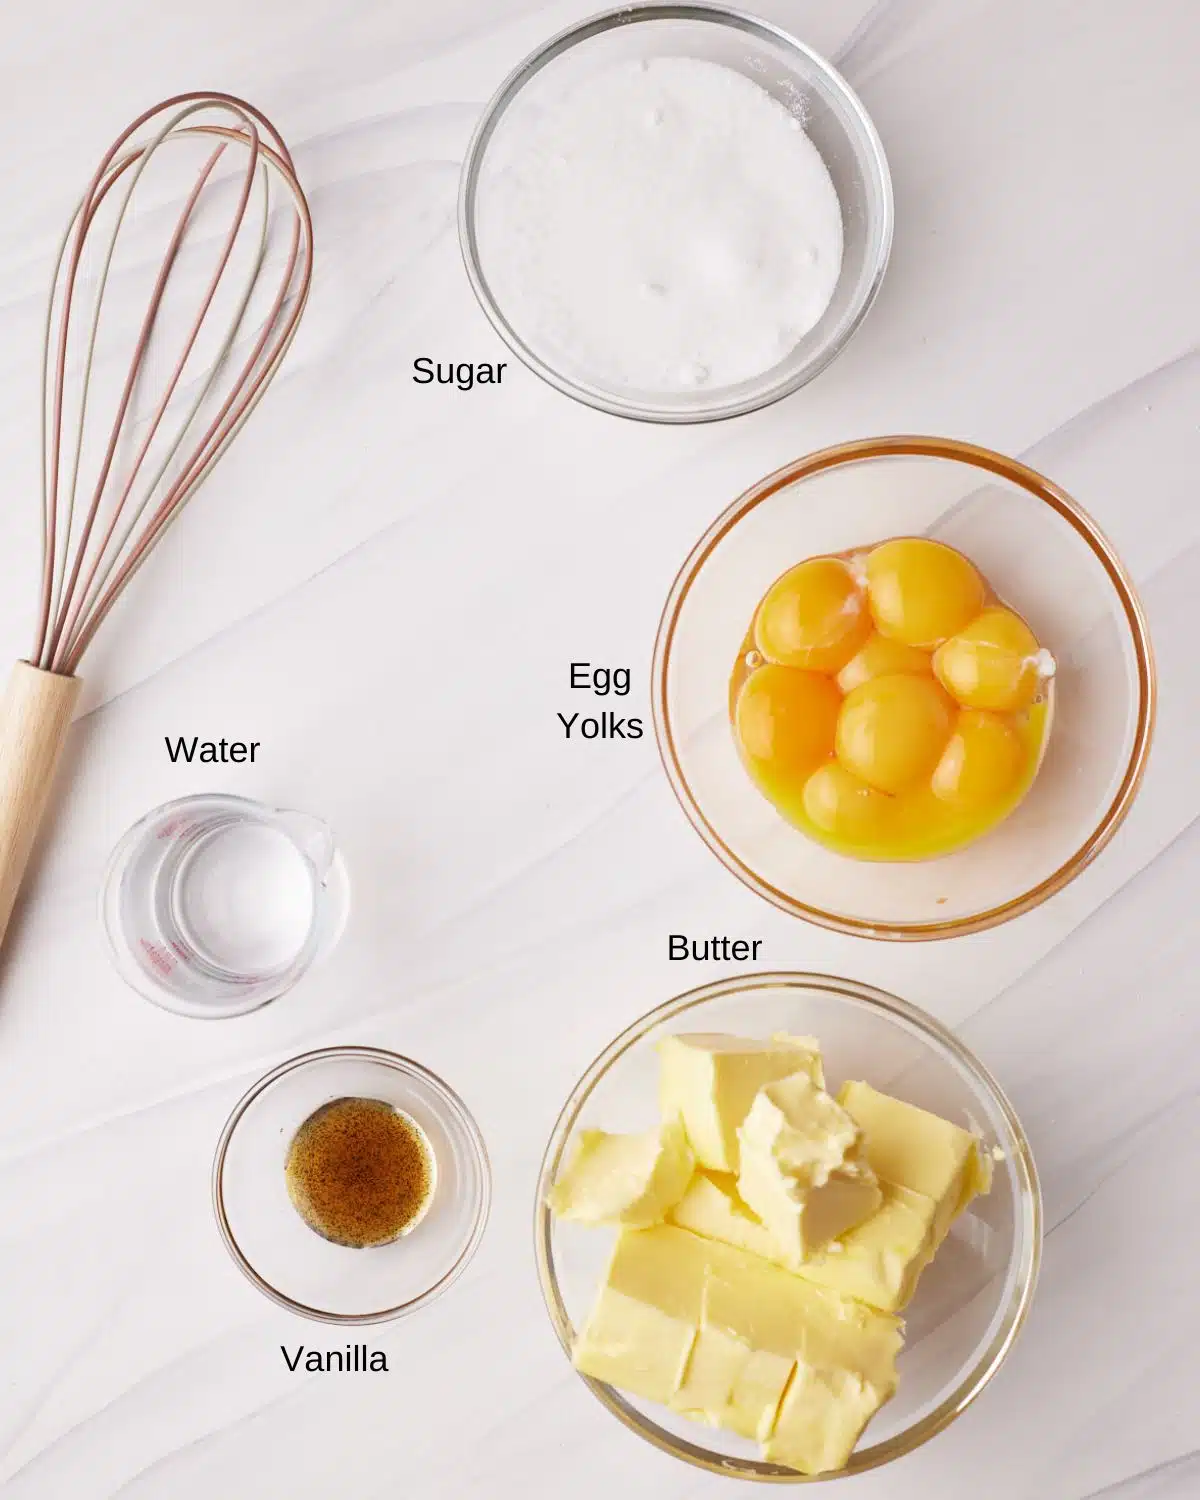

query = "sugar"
[479,55,844,394]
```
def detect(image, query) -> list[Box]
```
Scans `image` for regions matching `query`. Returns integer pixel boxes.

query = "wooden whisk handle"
[0,662,81,950]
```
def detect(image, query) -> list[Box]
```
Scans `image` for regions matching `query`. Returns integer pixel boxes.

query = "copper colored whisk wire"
[0,91,310,955]
[33,92,313,677]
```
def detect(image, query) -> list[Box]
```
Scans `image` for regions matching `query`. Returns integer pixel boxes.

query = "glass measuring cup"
[100,794,350,1017]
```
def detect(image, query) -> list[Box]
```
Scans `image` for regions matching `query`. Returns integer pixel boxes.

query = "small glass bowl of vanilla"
[652,435,1155,940]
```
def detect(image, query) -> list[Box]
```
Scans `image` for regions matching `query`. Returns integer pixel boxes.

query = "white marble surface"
[0,0,1197,1494]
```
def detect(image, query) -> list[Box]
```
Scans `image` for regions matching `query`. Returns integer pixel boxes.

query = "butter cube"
[704,1256,902,1393]
[659,1033,823,1172]
[574,1222,902,1473]
[672,1315,801,1445]
[765,1366,890,1476]
[703,1256,901,1464]
[572,1225,746,1403]
[839,1081,991,1250]
[671,1322,749,1421]
[737,1073,881,1263]
[796,1182,942,1312]
[678,1322,793,1443]
[742,1071,859,1179]
[672,1170,937,1313]
[672,1103,983,1313]
[572,1286,696,1404]
[669,1169,781,1262]
[549,1120,694,1228]
[726,1349,798,1443]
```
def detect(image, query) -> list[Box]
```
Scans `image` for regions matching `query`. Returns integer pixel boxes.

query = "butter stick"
[659,1034,823,1173]
[549,1120,693,1228]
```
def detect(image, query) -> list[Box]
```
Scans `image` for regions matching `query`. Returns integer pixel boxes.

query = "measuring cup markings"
[155,815,200,842]
[101,795,350,1019]
[138,937,177,978]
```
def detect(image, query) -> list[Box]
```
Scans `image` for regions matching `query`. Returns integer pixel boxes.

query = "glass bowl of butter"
[535,972,1040,1481]
[653,436,1155,939]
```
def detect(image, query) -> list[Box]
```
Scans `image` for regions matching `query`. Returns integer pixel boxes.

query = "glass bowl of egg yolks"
[535,971,1041,1481]
[652,436,1155,939]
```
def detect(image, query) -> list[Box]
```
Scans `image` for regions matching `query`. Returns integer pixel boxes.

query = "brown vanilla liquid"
[285,1097,435,1248]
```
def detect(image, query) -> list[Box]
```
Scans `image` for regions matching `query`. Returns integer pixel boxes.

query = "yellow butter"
[549,1120,694,1228]
[572,1225,747,1403]
[572,1220,902,1463]
[726,1348,797,1442]
[589,1222,724,1318]
[704,1255,902,1392]
[804,1182,942,1314]
[572,1285,696,1404]
[766,1366,890,1476]
[678,1318,792,1442]
[569,1050,996,1475]
[839,1080,992,1250]
[659,1033,823,1173]
[671,1324,799,1446]
[669,1169,780,1262]
[702,1256,901,1467]
[797,1182,940,1312]
[671,1322,749,1421]
[679,1123,981,1313]
[679,1251,903,1450]
[672,1169,939,1313]
[737,1073,881,1263]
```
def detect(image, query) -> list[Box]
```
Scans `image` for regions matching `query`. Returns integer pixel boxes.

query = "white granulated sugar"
[480,56,844,393]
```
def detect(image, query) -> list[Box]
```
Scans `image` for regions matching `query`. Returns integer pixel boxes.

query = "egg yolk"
[931,710,1024,811]
[933,607,1041,712]
[754,558,872,673]
[735,665,841,780]
[803,762,892,844]
[836,632,932,695]
[731,535,1052,861]
[835,674,955,794]
[865,539,985,649]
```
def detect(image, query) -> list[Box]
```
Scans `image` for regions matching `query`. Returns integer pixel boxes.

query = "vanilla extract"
[285,1097,435,1248]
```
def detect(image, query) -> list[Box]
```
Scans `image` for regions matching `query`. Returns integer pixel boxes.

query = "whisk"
[0,92,313,949]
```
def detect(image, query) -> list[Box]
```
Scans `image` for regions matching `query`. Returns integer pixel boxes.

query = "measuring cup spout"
[276,809,337,880]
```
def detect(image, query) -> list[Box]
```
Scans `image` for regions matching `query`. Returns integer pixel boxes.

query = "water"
[171,822,315,976]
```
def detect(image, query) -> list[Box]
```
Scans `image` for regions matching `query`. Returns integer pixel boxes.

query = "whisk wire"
[49,135,262,669]
[44,137,230,670]
[56,174,276,673]
[59,171,305,673]
[33,92,313,677]
[44,100,260,668]
[60,197,306,674]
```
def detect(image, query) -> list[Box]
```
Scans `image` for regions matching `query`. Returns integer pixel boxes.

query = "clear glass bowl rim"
[651,434,1157,938]
[212,1045,492,1324]
[533,970,1043,1483]
[457,2,894,424]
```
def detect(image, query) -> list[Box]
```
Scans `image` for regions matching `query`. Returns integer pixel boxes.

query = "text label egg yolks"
[933,608,1040,711]
[836,633,932,695]
[865,539,985,649]
[835,675,956,794]
[803,762,892,843]
[754,558,872,673]
[736,665,841,779]
[931,710,1023,810]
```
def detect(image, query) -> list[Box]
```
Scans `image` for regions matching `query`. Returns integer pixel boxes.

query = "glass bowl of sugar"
[459,4,893,423]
